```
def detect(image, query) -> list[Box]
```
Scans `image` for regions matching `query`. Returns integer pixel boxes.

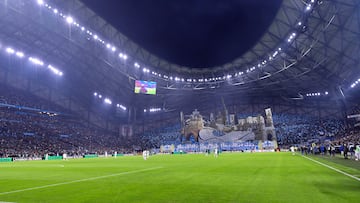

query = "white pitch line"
[301,155,360,182]
[0,166,163,196]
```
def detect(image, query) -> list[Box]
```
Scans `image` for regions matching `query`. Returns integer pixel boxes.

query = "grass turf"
[0,152,359,203]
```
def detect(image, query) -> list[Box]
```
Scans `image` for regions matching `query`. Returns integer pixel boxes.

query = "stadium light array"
[5,47,15,54]
[34,0,318,86]
[144,108,162,113]
[305,91,329,97]
[29,57,44,66]
[119,53,128,60]
[47,65,63,76]
[93,92,127,111]
[37,0,44,5]
[117,104,127,111]
[16,51,24,58]
[1,43,63,77]
[66,16,74,24]
[350,78,360,89]
[104,98,112,105]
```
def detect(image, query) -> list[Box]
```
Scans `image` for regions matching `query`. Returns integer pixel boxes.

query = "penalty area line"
[301,155,360,182]
[0,166,163,196]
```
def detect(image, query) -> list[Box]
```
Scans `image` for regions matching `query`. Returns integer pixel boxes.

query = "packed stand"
[0,86,127,159]
[273,114,346,146]
[137,121,182,149]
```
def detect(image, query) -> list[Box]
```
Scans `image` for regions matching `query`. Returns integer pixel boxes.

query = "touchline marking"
[0,167,163,196]
[301,155,360,182]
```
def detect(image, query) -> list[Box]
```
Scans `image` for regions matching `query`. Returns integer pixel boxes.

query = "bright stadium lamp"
[29,57,44,66]
[104,98,112,105]
[5,47,15,54]
[37,0,44,5]
[66,16,74,24]
[15,52,24,58]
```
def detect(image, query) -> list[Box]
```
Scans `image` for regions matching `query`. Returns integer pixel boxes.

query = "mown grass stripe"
[0,166,163,196]
[301,155,360,181]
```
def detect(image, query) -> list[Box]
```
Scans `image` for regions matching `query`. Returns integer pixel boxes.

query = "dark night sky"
[82,0,282,68]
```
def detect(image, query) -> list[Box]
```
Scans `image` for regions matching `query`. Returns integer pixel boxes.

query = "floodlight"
[16,52,24,58]
[119,105,127,111]
[104,98,112,105]
[66,16,74,24]
[6,47,15,54]
[48,64,63,76]
[37,0,44,5]
[29,57,44,66]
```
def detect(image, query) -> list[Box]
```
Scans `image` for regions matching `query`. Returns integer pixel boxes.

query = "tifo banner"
[265,108,272,117]
[230,114,235,125]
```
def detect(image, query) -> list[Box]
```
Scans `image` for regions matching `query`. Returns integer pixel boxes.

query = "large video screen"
[134,80,157,95]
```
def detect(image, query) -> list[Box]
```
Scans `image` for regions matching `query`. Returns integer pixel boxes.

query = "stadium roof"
[0,0,359,115]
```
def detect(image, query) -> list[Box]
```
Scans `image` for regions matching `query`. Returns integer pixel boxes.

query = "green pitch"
[0,153,359,203]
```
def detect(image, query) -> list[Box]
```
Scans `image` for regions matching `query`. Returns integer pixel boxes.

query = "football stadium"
[0,0,360,202]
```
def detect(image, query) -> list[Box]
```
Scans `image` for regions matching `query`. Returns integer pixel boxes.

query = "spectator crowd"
[1,85,359,159]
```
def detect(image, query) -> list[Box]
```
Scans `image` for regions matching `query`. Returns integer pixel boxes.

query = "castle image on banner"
[180,108,277,148]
